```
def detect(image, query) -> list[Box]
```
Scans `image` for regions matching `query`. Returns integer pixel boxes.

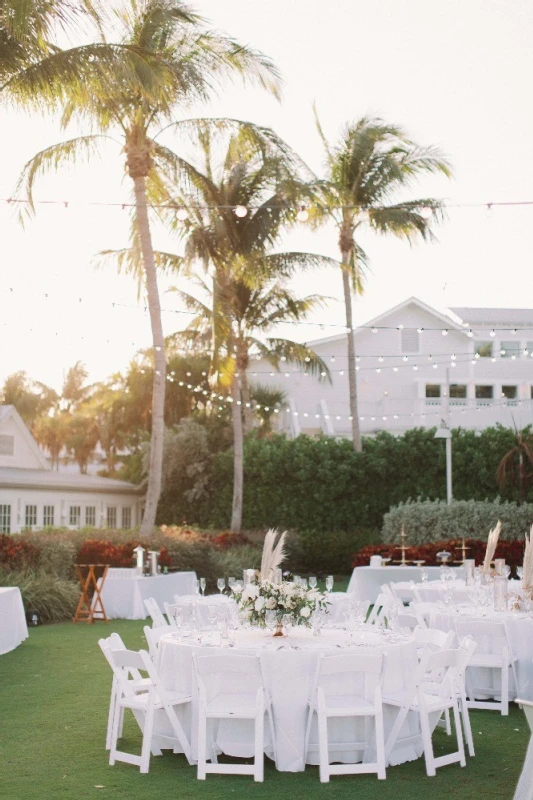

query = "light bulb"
[234,205,248,217]
[296,207,309,222]
[490,329,495,337]
[176,208,188,221]
[467,329,473,337]
[372,327,378,334]
[420,206,433,219]
[442,329,448,336]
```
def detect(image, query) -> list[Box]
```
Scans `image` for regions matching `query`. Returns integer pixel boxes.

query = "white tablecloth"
[169,594,236,627]
[418,603,533,700]
[0,587,28,655]
[347,566,465,602]
[99,569,197,620]
[158,627,422,772]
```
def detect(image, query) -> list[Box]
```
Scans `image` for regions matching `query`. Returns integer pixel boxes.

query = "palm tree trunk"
[239,349,254,433]
[341,254,362,452]
[132,175,166,536]
[230,372,244,533]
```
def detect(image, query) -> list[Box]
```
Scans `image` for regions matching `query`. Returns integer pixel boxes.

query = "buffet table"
[98,569,197,620]
[347,566,465,602]
[0,587,28,655]
[157,627,422,772]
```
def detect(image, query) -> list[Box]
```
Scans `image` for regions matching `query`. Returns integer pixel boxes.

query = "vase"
[272,621,284,637]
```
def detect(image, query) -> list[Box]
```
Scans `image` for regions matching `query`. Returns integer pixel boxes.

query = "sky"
[1,0,532,392]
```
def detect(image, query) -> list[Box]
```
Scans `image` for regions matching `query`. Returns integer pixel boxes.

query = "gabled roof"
[0,466,142,494]
[0,405,50,470]
[450,307,533,327]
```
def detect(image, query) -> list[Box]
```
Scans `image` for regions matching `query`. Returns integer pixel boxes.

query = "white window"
[450,384,467,399]
[425,384,441,399]
[107,507,117,528]
[475,341,493,358]
[25,505,37,528]
[475,385,494,402]
[85,506,96,527]
[0,435,14,456]
[400,328,420,354]
[500,341,520,359]
[121,507,132,530]
[0,505,11,533]
[69,506,81,526]
[502,385,518,400]
[43,506,55,526]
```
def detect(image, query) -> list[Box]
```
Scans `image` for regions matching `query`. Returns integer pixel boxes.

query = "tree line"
[1,0,451,533]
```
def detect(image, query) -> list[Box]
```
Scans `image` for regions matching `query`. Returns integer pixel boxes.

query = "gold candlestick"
[453,537,471,565]
[392,525,411,566]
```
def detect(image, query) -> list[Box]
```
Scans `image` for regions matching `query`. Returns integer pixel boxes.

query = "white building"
[249,297,533,438]
[0,405,144,533]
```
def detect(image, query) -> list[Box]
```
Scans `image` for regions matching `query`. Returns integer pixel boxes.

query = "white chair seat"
[205,691,260,716]
[312,694,375,715]
[469,653,516,668]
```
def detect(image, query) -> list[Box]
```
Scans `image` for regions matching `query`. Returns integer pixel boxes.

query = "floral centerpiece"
[233,528,328,633]
[233,578,328,630]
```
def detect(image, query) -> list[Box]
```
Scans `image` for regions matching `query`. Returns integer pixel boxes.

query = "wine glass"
[206,605,218,629]
[228,577,236,590]
[325,575,334,593]
[193,578,200,595]
[217,578,226,594]
[199,577,206,596]
[420,568,429,583]
[504,565,511,579]
[282,613,293,643]
[309,576,317,590]
[265,610,277,635]
[517,567,524,581]
[311,609,323,637]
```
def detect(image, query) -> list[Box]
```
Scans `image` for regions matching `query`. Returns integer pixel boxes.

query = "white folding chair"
[104,645,192,773]
[143,597,169,628]
[391,582,421,604]
[304,651,386,782]
[397,611,427,632]
[98,633,152,750]
[413,626,455,656]
[380,583,395,599]
[383,648,466,776]
[193,652,274,782]
[417,585,443,603]
[143,624,179,662]
[366,594,392,629]
[455,620,517,716]
[455,636,477,757]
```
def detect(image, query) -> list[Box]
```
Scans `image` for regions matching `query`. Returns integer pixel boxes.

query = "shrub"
[352,537,526,571]
[76,539,171,568]
[0,567,79,623]
[210,544,262,580]
[0,534,40,570]
[382,499,533,544]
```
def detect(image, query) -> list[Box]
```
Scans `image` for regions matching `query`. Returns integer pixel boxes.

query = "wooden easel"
[73,564,109,624]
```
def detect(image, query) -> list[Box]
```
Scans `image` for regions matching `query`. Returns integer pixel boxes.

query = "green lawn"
[0,620,528,799]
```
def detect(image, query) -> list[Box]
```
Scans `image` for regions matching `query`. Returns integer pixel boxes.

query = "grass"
[0,620,528,800]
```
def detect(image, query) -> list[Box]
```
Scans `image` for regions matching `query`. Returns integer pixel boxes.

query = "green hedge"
[382,498,533,544]
[159,425,528,533]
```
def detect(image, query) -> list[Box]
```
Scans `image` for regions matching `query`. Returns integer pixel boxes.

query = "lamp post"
[434,368,452,504]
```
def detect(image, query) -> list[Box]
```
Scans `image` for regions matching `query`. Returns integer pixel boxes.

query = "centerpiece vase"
[273,621,284,637]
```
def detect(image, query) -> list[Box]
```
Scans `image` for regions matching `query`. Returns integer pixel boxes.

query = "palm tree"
[14,0,280,534]
[147,121,337,531]
[497,425,533,504]
[249,384,287,437]
[313,113,452,451]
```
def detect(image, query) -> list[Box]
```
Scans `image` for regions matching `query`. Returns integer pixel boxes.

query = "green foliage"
[382,498,533,544]
[0,567,79,622]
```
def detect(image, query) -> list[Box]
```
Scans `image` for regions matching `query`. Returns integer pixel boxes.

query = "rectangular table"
[0,587,29,655]
[98,569,197,620]
[347,566,464,602]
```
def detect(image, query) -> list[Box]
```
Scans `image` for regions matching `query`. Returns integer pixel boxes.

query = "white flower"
[255,596,266,612]
[266,597,277,609]
[247,583,259,599]
[300,606,311,618]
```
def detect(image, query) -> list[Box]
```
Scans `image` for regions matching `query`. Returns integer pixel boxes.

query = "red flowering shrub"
[211,532,250,549]
[352,537,525,569]
[0,534,40,570]
[77,539,171,568]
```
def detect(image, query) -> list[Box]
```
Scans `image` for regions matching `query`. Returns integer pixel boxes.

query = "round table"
[157,627,421,772]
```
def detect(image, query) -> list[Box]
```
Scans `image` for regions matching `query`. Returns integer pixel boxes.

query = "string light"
[234,205,248,218]
[296,206,309,222]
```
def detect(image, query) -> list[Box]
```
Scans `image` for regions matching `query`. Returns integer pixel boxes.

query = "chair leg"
[317,707,330,783]
[375,710,387,780]
[268,706,277,764]
[501,665,509,716]
[254,702,265,782]
[106,686,117,750]
[197,708,207,780]
[444,708,451,735]
[452,699,466,768]
[140,701,155,774]
[109,699,122,766]
[419,708,436,777]
[460,688,475,757]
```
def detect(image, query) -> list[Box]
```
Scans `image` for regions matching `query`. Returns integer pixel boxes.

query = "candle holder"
[493,575,507,612]
[453,538,471,564]
[391,526,412,566]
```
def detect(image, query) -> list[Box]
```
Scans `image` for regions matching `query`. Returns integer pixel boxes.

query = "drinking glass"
[199,577,206,596]
[206,605,218,628]
[265,610,277,634]
[325,575,334,593]
[217,578,226,594]
[504,565,511,579]
[518,567,524,581]
[282,613,293,641]
[228,577,236,590]
[193,578,200,595]
[420,568,429,583]
[311,609,323,636]
[309,576,317,590]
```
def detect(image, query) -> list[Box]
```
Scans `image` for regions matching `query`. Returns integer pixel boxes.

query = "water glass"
[518,567,524,581]
[265,610,278,634]
[325,575,334,593]
[206,605,218,628]
[282,613,293,640]
[228,577,236,590]
[217,578,226,594]
[199,577,206,596]
[420,568,429,582]
[193,578,200,595]
[309,576,317,590]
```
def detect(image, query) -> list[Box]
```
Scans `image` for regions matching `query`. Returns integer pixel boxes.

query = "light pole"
[434,368,452,503]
